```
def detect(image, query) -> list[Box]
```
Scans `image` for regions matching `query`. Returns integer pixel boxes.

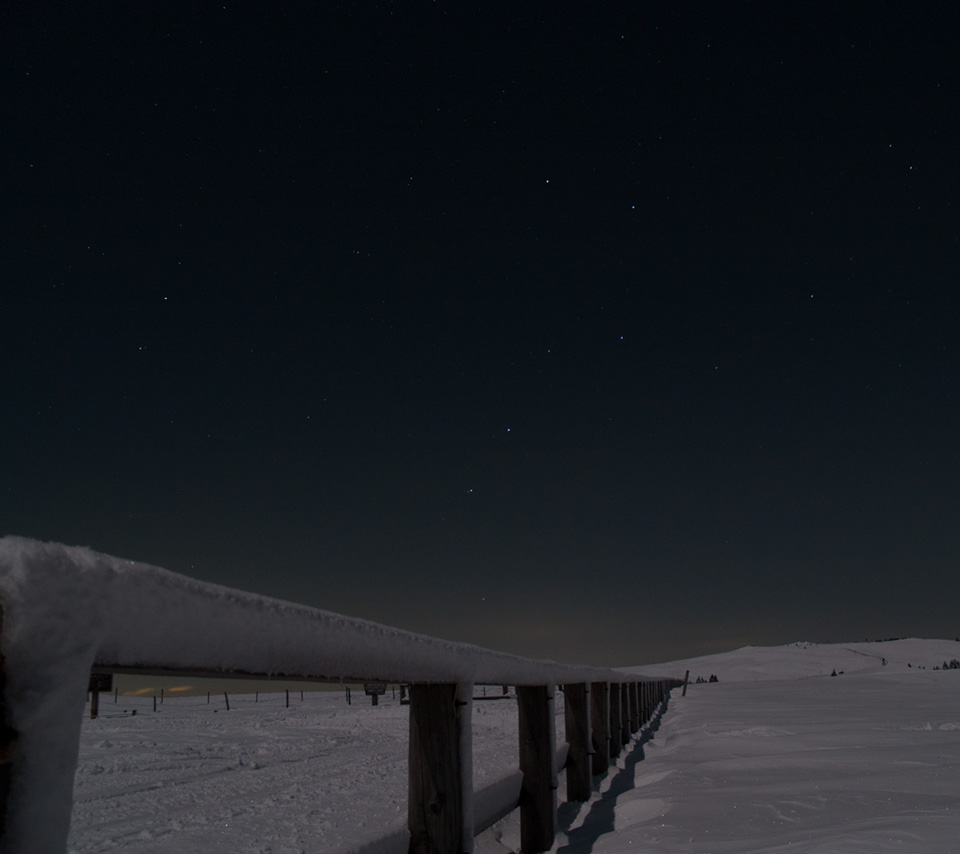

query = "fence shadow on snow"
[555,692,671,854]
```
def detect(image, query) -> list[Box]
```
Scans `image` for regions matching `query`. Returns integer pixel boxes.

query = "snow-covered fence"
[0,537,680,854]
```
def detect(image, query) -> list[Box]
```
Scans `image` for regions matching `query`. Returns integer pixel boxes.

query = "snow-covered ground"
[67,690,521,853]
[67,639,960,853]
[547,638,960,853]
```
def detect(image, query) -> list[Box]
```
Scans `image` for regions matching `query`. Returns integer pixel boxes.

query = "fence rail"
[0,537,680,854]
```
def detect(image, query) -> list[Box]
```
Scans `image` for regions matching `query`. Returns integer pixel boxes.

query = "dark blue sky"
[3,2,959,665]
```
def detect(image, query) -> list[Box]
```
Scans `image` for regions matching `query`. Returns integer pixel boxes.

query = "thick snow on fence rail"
[0,536,667,854]
[0,537,644,688]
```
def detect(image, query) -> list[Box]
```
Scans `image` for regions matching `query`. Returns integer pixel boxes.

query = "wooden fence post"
[619,684,630,746]
[589,682,609,775]
[608,683,621,759]
[562,683,591,802]
[628,682,639,733]
[517,685,557,853]
[408,683,465,854]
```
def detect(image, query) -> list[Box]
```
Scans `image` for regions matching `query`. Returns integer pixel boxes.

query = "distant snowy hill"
[622,638,960,682]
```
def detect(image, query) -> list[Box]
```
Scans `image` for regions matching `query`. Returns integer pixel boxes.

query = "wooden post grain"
[562,683,591,802]
[589,682,609,775]
[517,685,556,853]
[408,683,464,854]
[608,683,621,759]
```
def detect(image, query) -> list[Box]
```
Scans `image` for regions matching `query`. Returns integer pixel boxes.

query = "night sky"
[4,2,959,666]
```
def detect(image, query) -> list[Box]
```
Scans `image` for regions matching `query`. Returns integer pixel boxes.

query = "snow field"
[603,670,960,853]
[558,642,960,853]
[68,691,533,853]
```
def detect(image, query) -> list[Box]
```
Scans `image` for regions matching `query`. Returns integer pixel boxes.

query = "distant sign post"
[364,682,387,706]
[88,673,113,720]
